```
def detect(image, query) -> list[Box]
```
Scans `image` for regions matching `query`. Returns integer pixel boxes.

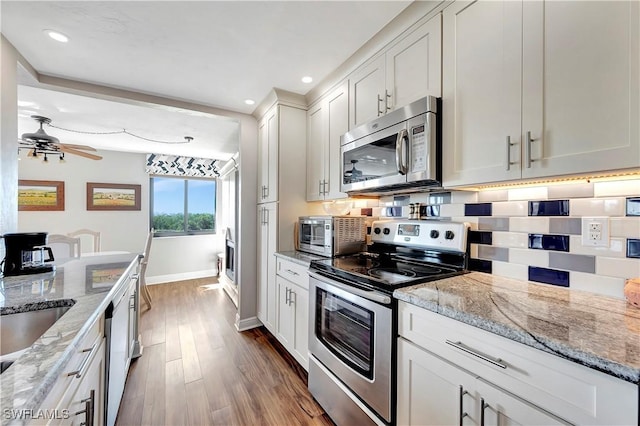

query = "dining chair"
[48,234,81,259]
[67,229,101,254]
[139,228,154,309]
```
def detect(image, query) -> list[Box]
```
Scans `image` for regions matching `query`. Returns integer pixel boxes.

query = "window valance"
[145,154,220,178]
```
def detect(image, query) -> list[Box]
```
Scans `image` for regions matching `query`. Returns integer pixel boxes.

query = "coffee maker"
[2,232,55,276]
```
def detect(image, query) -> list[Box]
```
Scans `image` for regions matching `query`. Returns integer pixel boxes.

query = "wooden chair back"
[68,229,101,253]
[48,234,81,259]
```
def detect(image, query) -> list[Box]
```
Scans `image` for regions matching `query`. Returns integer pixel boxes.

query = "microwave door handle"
[395,129,409,175]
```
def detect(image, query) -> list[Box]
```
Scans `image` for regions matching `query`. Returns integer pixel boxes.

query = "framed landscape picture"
[18,180,65,211]
[87,182,141,211]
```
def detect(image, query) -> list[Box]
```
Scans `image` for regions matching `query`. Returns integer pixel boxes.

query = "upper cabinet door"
[325,83,349,200]
[521,0,640,179]
[306,102,326,202]
[258,106,278,204]
[442,0,523,187]
[257,116,269,203]
[349,55,386,129]
[386,13,443,110]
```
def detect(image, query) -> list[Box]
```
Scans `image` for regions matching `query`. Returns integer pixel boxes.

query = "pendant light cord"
[46,123,192,144]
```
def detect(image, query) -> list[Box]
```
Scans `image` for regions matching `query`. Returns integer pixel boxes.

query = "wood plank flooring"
[115,278,333,426]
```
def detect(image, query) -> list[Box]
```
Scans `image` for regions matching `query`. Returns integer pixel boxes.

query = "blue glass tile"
[464,203,492,216]
[528,266,570,287]
[627,239,640,258]
[468,259,492,273]
[384,206,402,217]
[468,231,493,245]
[528,200,569,216]
[528,234,569,252]
[627,197,640,216]
[429,192,451,205]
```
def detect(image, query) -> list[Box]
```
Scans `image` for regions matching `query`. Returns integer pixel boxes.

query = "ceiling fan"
[19,115,102,161]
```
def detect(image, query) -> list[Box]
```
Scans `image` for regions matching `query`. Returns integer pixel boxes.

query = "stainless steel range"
[308,219,469,426]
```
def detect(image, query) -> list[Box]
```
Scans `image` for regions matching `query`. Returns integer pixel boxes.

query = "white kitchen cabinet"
[275,257,310,370]
[306,81,349,201]
[257,106,278,204]
[257,202,278,334]
[36,316,105,426]
[67,339,105,426]
[349,14,442,129]
[442,0,640,187]
[398,338,564,426]
[397,301,639,426]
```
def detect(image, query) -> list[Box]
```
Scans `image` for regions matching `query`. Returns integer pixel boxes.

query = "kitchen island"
[0,253,140,425]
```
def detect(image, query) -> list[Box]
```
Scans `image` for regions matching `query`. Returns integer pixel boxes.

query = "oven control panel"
[371,220,468,252]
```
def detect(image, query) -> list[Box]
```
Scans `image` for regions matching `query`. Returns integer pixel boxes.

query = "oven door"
[341,121,409,193]
[308,271,393,423]
[298,219,331,256]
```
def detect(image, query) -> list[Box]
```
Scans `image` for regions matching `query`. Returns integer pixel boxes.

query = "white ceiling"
[2,1,411,160]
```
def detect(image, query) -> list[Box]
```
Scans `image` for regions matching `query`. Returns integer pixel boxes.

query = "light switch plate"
[581,217,610,247]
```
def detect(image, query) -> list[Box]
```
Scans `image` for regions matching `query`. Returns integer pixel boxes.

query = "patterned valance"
[146,154,220,178]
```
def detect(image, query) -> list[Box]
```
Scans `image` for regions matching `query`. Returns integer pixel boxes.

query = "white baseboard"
[220,277,238,307]
[146,269,218,285]
[235,314,262,331]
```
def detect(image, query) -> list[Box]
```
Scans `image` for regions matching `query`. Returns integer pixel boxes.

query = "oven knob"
[383,228,390,235]
[445,230,455,240]
[374,227,381,235]
[430,230,439,239]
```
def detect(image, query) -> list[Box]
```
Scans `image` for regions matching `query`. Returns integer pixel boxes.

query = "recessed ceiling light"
[44,30,69,43]
[244,99,255,105]
[302,76,313,84]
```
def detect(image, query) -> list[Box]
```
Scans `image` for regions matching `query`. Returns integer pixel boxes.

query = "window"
[150,176,216,236]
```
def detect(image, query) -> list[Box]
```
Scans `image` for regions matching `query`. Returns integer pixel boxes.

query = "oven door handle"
[309,271,392,305]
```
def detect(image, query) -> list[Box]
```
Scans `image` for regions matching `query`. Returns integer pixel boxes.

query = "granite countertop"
[275,250,327,266]
[0,253,139,423]
[394,272,640,384]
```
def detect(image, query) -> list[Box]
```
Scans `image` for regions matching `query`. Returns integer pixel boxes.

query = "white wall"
[17,148,219,282]
[1,36,20,262]
[18,149,149,253]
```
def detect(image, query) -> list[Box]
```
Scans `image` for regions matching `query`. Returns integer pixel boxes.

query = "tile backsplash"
[367,179,640,300]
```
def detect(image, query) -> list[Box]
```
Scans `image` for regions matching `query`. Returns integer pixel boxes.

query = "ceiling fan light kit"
[19,115,103,161]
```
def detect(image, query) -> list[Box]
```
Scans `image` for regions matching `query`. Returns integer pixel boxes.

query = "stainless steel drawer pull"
[525,131,537,168]
[458,385,468,426]
[446,340,507,369]
[285,269,299,276]
[385,90,392,111]
[67,344,96,378]
[377,94,384,116]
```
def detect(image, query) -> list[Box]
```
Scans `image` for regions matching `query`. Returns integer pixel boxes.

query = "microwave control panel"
[410,124,426,173]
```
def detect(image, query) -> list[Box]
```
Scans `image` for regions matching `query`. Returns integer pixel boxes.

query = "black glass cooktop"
[310,251,465,293]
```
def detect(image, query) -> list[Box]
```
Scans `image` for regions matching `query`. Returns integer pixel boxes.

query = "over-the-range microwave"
[341,96,441,195]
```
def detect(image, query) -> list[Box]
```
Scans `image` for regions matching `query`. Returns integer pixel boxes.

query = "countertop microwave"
[298,216,365,257]
[341,96,441,195]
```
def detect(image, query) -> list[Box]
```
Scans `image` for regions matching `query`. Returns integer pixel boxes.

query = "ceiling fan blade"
[58,146,103,160]
[55,143,97,151]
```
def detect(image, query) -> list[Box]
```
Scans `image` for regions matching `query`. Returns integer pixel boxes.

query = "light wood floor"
[115,278,333,426]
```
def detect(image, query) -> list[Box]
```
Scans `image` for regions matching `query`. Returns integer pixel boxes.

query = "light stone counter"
[0,253,139,424]
[275,251,327,267]
[394,272,640,384]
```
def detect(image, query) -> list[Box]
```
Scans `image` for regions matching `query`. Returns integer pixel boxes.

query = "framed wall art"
[87,182,141,211]
[18,180,65,211]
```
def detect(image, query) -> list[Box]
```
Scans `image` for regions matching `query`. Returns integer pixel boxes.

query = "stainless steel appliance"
[1,232,55,276]
[308,219,469,425]
[298,216,366,257]
[341,96,440,195]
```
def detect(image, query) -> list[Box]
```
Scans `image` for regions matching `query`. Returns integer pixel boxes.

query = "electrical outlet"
[581,217,609,247]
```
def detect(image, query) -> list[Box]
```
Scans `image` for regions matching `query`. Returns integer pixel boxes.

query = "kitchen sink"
[0,305,73,356]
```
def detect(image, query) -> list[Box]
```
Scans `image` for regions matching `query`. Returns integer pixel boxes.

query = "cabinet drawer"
[398,301,638,425]
[276,258,309,289]
[37,315,104,420]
